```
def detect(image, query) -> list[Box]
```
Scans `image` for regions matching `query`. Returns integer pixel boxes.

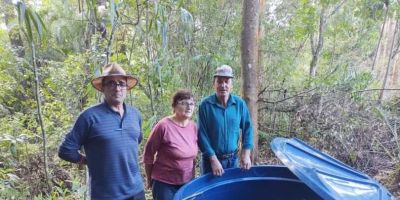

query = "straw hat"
[91,63,138,91]
[214,65,234,78]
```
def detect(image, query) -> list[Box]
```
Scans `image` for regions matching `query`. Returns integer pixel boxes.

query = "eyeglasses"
[177,101,195,107]
[103,81,128,89]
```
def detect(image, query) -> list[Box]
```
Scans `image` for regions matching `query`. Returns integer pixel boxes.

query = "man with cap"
[58,63,146,200]
[198,64,254,176]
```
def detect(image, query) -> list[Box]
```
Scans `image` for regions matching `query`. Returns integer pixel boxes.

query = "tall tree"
[241,0,259,163]
[309,8,326,77]
[371,1,389,71]
[379,19,399,103]
[16,1,50,190]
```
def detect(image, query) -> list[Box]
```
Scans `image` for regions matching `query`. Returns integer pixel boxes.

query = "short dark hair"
[171,89,194,107]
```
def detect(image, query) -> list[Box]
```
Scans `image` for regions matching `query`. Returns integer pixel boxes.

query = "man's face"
[102,76,127,106]
[213,76,233,99]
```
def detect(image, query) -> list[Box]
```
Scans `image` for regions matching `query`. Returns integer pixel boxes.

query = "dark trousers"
[200,154,238,175]
[152,179,183,200]
[125,190,146,200]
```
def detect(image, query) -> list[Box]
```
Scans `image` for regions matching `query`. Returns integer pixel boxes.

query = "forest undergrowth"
[2,88,399,199]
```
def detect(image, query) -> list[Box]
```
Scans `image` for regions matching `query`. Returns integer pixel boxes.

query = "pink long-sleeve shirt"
[143,117,198,185]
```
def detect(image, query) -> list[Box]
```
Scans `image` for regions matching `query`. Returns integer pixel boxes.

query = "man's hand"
[240,149,252,170]
[78,154,87,170]
[209,155,224,176]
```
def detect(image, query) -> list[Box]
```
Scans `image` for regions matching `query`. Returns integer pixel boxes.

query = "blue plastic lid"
[271,137,394,200]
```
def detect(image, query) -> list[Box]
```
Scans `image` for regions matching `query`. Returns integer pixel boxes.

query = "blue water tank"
[173,138,394,200]
[174,166,322,200]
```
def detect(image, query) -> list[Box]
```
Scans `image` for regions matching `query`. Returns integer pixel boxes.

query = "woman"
[143,90,198,200]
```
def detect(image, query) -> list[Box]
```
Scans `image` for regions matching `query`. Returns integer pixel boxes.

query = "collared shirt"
[58,102,144,200]
[143,117,198,185]
[198,94,254,157]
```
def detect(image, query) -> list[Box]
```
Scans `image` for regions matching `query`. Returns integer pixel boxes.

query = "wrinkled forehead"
[178,97,195,102]
[103,76,127,82]
[214,76,232,83]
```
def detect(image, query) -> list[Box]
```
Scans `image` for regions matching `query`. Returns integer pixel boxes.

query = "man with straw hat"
[59,63,146,200]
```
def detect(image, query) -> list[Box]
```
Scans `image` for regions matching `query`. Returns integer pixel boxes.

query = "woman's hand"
[146,178,152,189]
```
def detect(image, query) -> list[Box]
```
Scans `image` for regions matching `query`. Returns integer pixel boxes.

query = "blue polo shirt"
[198,94,254,157]
[58,102,144,200]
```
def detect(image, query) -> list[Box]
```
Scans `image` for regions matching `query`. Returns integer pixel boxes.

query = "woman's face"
[174,98,195,119]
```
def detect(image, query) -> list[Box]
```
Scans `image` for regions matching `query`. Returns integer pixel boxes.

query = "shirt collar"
[101,101,127,114]
[208,93,237,107]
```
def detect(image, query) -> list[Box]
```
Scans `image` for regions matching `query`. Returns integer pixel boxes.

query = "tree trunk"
[372,3,389,71]
[105,18,118,64]
[309,9,325,77]
[31,42,51,190]
[256,0,266,164]
[241,0,259,163]
[145,0,155,116]
[389,21,400,90]
[379,19,399,103]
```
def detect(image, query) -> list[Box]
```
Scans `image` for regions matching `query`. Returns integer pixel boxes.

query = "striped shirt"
[58,102,144,200]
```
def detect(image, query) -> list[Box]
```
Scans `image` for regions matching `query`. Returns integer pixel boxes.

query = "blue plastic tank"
[173,138,394,200]
[173,166,322,200]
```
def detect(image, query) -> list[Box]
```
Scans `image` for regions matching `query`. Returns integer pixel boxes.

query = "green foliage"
[0,166,29,199]
[16,1,47,43]
[1,0,400,198]
[292,0,317,40]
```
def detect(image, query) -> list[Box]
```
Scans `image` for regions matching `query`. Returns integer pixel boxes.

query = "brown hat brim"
[91,75,138,91]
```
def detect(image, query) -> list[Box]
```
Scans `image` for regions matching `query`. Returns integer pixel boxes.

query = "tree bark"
[372,3,389,71]
[241,0,259,163]
[16,1,51,190]
[309,9,325,77]
[145,0,155,116]
[379,19,399,103]
[31,42,50,190]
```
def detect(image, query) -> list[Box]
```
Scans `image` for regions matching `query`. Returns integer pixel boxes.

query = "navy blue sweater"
[59,102,144,200]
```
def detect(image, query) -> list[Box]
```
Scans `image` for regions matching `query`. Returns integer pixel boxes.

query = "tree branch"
[258,88,317,104]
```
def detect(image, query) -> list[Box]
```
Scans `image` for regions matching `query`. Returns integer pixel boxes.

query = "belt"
[216,150,238,160]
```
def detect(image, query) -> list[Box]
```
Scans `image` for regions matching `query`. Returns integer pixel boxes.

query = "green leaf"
[27,11,44,41]
[16,1,47,43]
[180,7,193,28]
[24,10,33,42]
[16,2,26,28]
[16,2,29,41]
[10,143,17,157]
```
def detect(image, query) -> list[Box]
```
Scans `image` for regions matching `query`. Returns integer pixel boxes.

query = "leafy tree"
[16,1,50,190]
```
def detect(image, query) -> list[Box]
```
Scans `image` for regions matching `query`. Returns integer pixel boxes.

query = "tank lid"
[271,137,394,200]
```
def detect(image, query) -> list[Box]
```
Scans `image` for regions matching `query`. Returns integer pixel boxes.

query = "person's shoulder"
[79,103,104,116]
[151,117,170,131]
[72,103,105,123]
[189,120,197,128]
[157,117,170,125]
[199,94,215,105]
[126,104,141,115]
[231,95,246,103]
